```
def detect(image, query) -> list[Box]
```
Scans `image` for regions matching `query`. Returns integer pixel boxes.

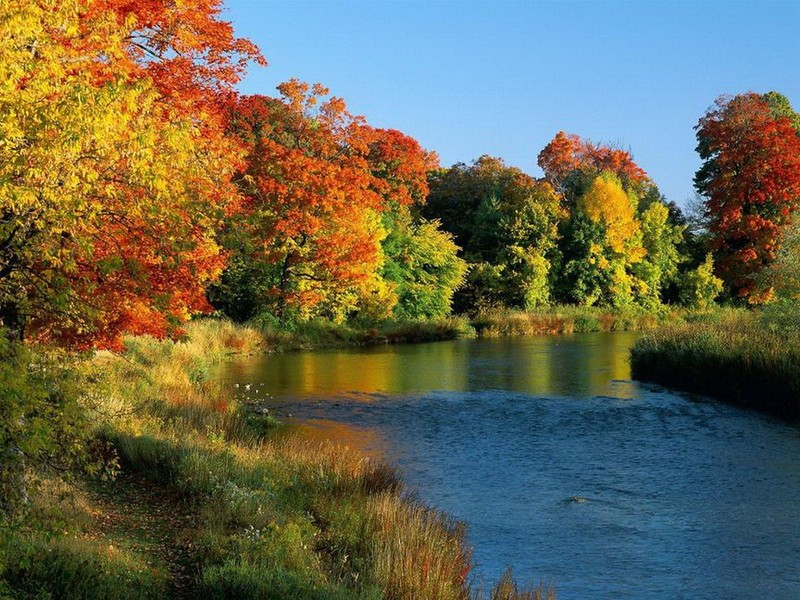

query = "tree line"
[2,0,800,353]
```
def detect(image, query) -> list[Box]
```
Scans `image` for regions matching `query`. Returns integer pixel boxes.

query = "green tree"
[559,172,646,307]
[425,156,564,311]
[0,338,95,516]
[634,202,686,307]
[759,217,800,330]
[679,254,723,309]
[381,211,466,319]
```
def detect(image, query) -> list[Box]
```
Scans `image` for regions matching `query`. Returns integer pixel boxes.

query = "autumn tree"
[695,92,800,301]
[211,90,467,323]
[537,131,650,203]
[215,84,386,322]
[559,172,646,306]
[364,128,466,319]
[0,0,262,514]
[0,0,262,348]
[537,131,692,307]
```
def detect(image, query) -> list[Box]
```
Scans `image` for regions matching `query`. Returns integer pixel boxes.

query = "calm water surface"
[217,332,800,599]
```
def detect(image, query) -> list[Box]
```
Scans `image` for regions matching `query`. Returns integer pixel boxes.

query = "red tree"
[227,83,387,315]
[537,131,649,194]
[695,93,800,299]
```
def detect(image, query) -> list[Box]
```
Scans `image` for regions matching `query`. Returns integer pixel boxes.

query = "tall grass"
[631,309,800,416]
[254,315,475,351]
[478,569,556,600]
[470,306,675,337]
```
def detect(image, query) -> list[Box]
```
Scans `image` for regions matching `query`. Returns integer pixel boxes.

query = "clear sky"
[223,0,800,208]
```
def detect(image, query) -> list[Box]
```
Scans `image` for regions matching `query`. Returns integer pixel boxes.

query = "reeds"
[631,309,800,416]
[470,306,670,337]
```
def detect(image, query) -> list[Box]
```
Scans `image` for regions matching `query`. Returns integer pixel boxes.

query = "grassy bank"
[469,306,679,337]
[248,305,684,353]
[1,320,553,599]
[254,315,474,351]
[630,309,800,417]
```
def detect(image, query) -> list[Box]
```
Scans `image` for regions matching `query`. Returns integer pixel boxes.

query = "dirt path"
[80,472,198,598]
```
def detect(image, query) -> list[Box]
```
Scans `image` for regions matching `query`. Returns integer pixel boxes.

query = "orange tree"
[213,84,466,323]
[217,82,386,321]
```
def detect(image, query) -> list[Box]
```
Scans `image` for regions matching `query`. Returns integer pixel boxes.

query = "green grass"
[630,308,800,416]
[0,474,172,600]
[253,315,475,351]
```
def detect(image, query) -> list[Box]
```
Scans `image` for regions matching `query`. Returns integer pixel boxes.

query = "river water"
[217,332,800,599]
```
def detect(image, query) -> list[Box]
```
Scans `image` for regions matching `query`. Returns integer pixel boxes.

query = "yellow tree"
[580,173,643,258]
[0,0,260,348]
[562,172,646,306]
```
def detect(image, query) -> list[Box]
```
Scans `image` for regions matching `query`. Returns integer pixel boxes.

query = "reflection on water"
[216,332,800,600]
[218,332,640,401]
[288,418,385,459]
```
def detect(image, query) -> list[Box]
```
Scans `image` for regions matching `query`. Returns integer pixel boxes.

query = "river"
[217,332,800,599]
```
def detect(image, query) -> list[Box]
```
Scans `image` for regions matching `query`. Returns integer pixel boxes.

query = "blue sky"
[224,0,800,208]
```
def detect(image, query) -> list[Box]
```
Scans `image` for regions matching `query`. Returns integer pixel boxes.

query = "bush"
[2,536,169,600]
[0,336,95,517]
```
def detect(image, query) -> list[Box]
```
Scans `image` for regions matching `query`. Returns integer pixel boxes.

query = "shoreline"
[2,318,556,599]
[630,313,800,419]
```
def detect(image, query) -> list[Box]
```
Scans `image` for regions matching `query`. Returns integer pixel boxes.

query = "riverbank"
[630,309,800,418]
[253,305,685,353]
[1,320,553,599]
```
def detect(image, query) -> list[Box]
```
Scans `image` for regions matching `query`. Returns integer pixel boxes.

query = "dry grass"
[367,493,471,600]
[471,306,671,338]
[479,569,556,600]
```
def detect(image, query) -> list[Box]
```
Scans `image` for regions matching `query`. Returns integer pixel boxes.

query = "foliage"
[559,173,646,307]
[365,127,467,320]
[0,0,262,349]
[695,92,800,301]
[535,133,692,309]
[635,201,686,306]
[579,172,643,258]
[759,217,800,329]
[678,254,723,309]
[425,156,564,312]
[223,86,385,320]
[537,131,650,200]
[0,335,95,516]
[761,215,800,301]
[216,85,464,325]
[381,211,467,319]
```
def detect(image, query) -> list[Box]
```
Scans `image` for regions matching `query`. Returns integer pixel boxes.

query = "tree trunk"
[0,301,24,342]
